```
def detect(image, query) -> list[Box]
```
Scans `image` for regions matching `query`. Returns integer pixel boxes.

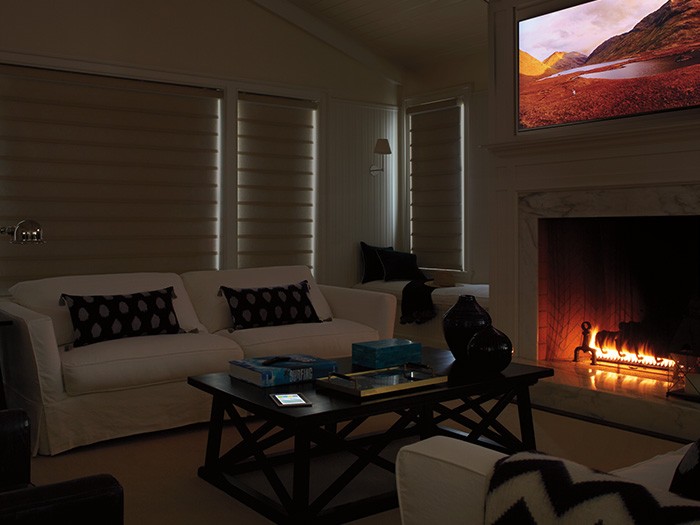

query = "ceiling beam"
[250,0,404,85]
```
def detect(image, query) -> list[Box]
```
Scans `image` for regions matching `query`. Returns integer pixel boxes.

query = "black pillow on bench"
[360,241,393,283]
[377,249,426,281]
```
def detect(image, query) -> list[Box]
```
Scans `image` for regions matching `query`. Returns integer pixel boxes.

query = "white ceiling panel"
[261,0,488,74]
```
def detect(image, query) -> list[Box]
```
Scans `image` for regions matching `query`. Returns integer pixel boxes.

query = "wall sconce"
[0,219,45,244]
[369,138,392,176]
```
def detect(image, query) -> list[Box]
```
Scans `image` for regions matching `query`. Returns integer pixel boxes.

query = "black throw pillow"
[377,249,426,281]
[670,439,700,500]
[360,241,393,283]
[220,280,321,330]
[61,287,182,348]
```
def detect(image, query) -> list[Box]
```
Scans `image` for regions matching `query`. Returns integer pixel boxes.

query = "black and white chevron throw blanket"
[485,451,700,525]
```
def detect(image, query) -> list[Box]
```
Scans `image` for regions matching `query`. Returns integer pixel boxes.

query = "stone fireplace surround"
[484,119,700,443]
[483,0,700,445]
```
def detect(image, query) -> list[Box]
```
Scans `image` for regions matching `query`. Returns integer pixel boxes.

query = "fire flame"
[589,327,676,369]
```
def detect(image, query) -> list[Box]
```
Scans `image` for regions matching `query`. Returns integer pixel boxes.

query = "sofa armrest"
[0,474,123,525]
[318,285,396,339]
[0,301,65,412]
[396,436,507,525]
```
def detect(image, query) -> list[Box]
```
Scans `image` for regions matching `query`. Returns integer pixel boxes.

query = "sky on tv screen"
[520,0,665,62]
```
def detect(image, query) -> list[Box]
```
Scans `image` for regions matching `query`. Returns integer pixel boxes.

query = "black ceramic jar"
[466,325,513,373]
[442,295,492,361]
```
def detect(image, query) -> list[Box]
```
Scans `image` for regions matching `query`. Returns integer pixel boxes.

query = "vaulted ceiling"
[252,0,489,83]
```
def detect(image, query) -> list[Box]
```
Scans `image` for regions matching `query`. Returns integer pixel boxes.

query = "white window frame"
[402,86,471,277]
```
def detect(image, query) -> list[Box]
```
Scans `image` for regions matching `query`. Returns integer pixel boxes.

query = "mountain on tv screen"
[518,0,700,130]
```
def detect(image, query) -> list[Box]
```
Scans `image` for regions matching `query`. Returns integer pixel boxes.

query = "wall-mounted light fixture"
[369,138,392,176]
[0,219,45,244]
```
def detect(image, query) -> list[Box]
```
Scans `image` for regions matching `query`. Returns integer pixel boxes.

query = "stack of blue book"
[229,354,337,387]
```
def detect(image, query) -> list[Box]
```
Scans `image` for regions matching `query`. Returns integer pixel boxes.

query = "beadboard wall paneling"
[317,99,398,286]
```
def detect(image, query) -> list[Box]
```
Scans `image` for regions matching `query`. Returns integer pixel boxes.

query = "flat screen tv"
[517,0,700,131]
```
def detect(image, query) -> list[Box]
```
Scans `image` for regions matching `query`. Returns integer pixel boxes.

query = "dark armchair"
[0,409,124,524]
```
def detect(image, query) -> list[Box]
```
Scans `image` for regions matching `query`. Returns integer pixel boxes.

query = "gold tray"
[315,363,447,398]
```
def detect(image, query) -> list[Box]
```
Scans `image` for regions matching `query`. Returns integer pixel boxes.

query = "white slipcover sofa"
[0,265,396,455]
[396,436,700,524]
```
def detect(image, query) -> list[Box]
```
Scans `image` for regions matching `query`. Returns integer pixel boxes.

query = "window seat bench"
[353,280,490,348]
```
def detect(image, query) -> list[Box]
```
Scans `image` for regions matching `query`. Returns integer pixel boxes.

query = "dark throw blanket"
[400,279,436,325]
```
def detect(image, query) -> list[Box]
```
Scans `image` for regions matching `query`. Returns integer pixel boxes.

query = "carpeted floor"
[31,422,402,524]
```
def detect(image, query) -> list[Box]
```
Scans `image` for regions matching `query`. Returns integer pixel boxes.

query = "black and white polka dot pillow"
[219,280,321,330]
[60,287,182,348]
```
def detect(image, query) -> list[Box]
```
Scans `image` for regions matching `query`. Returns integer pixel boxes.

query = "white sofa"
[0,266,396,455]
[396,436,700,524]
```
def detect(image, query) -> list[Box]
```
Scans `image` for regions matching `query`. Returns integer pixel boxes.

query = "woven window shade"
[408,98,463,270]
[0,64,222,292]
[237,92,317,269]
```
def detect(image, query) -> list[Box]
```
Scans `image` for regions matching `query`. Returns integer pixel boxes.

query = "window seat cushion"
[354,280,490,309]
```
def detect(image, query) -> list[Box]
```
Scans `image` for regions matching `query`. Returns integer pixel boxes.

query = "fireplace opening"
[538,216,700,372]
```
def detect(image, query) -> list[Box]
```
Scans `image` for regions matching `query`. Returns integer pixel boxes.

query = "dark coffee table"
[188,347,553,524]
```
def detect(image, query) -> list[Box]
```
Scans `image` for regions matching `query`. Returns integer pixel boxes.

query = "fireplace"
[484,0,700,443]
[538,215,700,371]
[492,184,700,442]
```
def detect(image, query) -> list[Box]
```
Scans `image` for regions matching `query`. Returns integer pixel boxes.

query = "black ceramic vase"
[466,325,513,374]
[442,295,492,361]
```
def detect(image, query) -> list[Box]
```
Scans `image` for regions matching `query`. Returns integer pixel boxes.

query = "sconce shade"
[373,138,392,155]
[1,219,45,244]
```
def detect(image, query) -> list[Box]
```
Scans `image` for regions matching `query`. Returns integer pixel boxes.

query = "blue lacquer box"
[351,338,423,369]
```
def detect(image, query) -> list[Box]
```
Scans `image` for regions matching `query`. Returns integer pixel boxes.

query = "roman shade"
[407,97,463,271]
[237,92,318,270]
[0,64,222,293]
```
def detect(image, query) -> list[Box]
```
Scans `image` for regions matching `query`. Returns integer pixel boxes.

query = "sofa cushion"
[61,287,183,348]
[669,439,700,501]
[60,332,244,396]
[215,318,377,360]
[220,280,321,330]
[181,266,333,334]
[485,451,700,525]
[9,273,206,348]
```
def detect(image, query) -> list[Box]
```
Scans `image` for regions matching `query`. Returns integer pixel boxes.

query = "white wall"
[0,0,397,104]
[0,0,402,287]
[318,100,398,286]
[0,0,498,288]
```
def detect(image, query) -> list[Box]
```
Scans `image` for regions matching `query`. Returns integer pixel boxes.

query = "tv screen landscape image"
[518,0,700,131]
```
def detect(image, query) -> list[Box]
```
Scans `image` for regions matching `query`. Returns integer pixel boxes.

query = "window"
[406,97,464,271]
[0,64,221,292]
[236,92,318,269]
